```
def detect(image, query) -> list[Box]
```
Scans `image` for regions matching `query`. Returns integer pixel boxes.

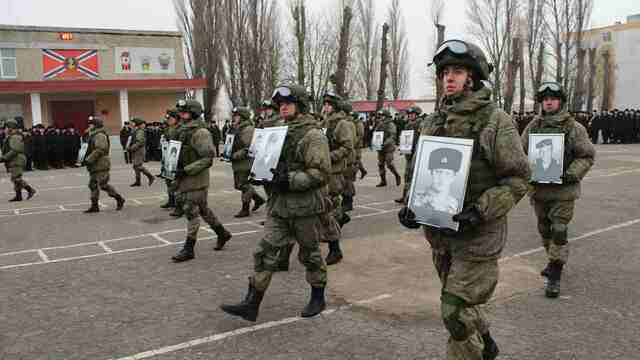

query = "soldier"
[374,109,402,187]
[82,116,125,213]
[169,116,187,219]
[339,101,358,214]
[229,107,265,218]
[120,122,132,164]
[0,119,36,202]
[522,82,595,298]
[396,106,423,204]
[258,100,281,128]
[171,100,232,262]
[160,109,180,209]
[127,118,155,187]
[220,84,330,321]
[398,39,530,360]
[321,91,354,265]
[351,114,368,180]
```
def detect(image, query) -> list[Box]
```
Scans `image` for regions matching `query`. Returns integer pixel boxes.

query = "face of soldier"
[279,102,297,121]
[540,144,552,168]
[408,113,417,121]
[442,65,470,96]
[431,168,456,194]
[542,97,562,113]
[166,117,177,127]
[180,111,192,121]
[232,115,241,128]
[264,108,273,117]
[322,102,335,115]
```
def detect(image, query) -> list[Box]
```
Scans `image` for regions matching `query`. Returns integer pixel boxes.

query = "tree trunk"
[534,42,545,113]
[586,48,596,113]
[335,6,353,97]
[601,50,611,111]
[573,47,587,111]
[376,23,390,111]
[435,24,445,110]
[503,37,521,113]
[519,38,526,114]
[294,2,306,85]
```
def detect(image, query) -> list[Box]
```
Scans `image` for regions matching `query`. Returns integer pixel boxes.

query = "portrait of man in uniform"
[528,134,564,184]
[162,140,182,180]
[251,126,288,181]
[222,134,235,161]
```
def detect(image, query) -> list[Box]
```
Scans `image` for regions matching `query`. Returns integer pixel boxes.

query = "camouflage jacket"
[374,118,397,152]
[323,111,354,174]
[1,133,26,171]
[85,128,111,174]
[177,119,214,192]
[231,119,255,173]
[127,128,146,165]
[268,114,331,218]
[522,109,595,201]
[163,125,179,142]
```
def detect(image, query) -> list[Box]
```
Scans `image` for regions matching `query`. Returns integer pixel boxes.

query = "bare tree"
[431,0,446,106]
[387,0,409,99]
[376,23,390,111]
[503,36,522,112]
[355,0,379,100]
[291,0,307,85]
[586,47,596,112]
[526,0,546,105]
[571,0,593,111]
[333,6,353,97]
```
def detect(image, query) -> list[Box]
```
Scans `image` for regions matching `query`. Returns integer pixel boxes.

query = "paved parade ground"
[1,143,639,360]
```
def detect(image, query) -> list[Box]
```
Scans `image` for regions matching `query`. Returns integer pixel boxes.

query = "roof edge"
[0,24,182,38]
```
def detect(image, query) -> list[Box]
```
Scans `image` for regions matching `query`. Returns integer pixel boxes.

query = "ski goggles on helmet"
[434,40,469,61]
[271,86,296,104]
[537,82,562,93]
[176,99,188,111]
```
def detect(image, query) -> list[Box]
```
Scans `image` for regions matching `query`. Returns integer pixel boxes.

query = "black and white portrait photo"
[399,130,414,154]
[76,142,89,165]
[407,136,473,231]
[528,133,564,184]
[222,134,235,161]
[371,131,384,151]
[161,140,182,180]
[249,129,264,158]
[251,126,288,181]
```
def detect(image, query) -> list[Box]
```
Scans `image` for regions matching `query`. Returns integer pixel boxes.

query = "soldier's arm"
[0,137,18,162]
[330,120,354,162]
[232,126,253,161]
[289,130,331,192]
[85,134,107,164]
[184,129,214,175]
[128,131,144,152]
[383,123,396,148]
[565,123,596,181]
[475,112,531,222]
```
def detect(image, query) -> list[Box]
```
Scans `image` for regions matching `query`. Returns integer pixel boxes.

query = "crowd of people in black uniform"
[3,108,640,171]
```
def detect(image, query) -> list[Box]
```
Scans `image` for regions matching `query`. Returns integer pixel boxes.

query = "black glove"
[270,167,289,192]
[561,173,579,184]
[452,206,483,231]
[249,172,264,186]
[398,207,421,229]
[174,168,187,179]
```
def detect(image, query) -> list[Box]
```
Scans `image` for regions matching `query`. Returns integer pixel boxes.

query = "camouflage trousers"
[183,189,223,240]
[532,199,574,264]
[165,179,177,198]
[431,246,498,360]
[89,171,121,202]
[233,169,257,203]
[9,171,29,193]
[343,163,357,197]
[133,164,152,180]
[377,150,398,176]
[253,214,328,292]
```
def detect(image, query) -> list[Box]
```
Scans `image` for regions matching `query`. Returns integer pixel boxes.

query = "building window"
[602,32,612,42]
[0,49,17,78]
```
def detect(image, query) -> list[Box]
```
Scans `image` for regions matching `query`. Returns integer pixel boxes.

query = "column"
[30,93,43,126]
[119,89,129,126]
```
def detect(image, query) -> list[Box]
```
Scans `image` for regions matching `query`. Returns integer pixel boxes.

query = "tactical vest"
[87,129,110,155]
[280,119,317,173]
[529,116,575,172]
[1,134,12,154]
[178,121,205,169]
[431,104,499,208]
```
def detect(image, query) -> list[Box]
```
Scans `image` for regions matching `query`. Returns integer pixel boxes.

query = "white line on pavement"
[110,294,393,360]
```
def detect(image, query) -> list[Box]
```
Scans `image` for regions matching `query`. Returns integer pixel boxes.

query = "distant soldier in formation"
[374,109,402,187]
[82,116,125,213]
[127,118,155,187]
[171,100,232,262]
[0,119,37,202]
[339,101,358,215]
[120,122,132,164]
[522,82,595,298]
[396,106,422,204]
[160,109,180,210]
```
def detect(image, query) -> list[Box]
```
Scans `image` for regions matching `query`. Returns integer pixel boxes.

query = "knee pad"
[551,224,568,245]
[441,292,470,341]
[537,222,552,239]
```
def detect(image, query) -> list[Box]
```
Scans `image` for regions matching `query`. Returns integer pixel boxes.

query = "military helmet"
[271,84,310,113]
[87,115,104,128]
[166,109,179,120]
[377,108,392,118]
[260,99,278,111]
[322,91,342,109]
[232,106,252,121]
[176,99,204,118]
[4,119,18,129]
[433,39,493,85]
[131,118,145,126]
[406,106,423,116]
[339,100,353,114]
[536,82,567,103]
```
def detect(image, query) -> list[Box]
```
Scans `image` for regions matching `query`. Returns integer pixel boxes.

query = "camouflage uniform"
[84,125,124,211]
[375,113,401,186]
[339,103,358,213]
[351,114,367,178]
[522,107,595,295]
[230,110,265,217]
[127,120,154,186]
[397,109,422,203]
[0,125,36,201]
[161,116,180,208]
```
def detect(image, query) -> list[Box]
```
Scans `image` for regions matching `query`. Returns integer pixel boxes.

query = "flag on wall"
[42,49,99,80]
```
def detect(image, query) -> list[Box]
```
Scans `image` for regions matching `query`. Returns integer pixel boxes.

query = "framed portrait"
[222,134,235,161]
[76,142,89,164]
[371,131,384,151]
[407,136,474,231]
[250,126,288,181]
[249,129,265,158]
[528,133,564,184]
[125,134,133,151]
[161,140,182,180]
[399,130,414,155]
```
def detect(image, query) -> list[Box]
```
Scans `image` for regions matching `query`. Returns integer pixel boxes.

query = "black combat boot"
[391,168,402,186]
[482,331,500,360]
[540,262,552,278]
[395,188,408,204]
[8,191,23,202]
[545,260,564,298]
[25,186,37,200]
[301,286,326,318]
[130,175,141,187]
[338,213,351,229]
[146,173,155,186]
[84,200,100,213]
[160,194,175,209]
[115,195,126,211]
[172,237,196,262]
[220,278,265,322]
[212,224,232,251]
[359,168,368,180]
[251,194,266,212]
[275,244,294,272]
[234,202,251,218]
[376,173,387,187]
[325,241,343,265]
[342,195,354,212]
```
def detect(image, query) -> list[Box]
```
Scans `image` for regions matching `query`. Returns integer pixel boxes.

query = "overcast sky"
[2,0,640,98]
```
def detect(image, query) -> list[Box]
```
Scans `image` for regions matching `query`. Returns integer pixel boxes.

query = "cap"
[429,148,462,172]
